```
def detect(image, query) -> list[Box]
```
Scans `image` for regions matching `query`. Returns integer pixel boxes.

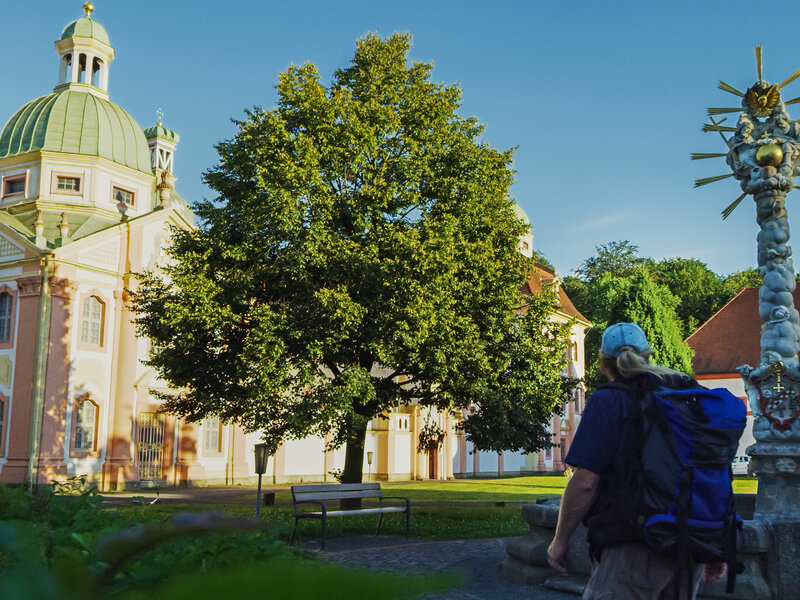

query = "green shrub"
[0,481,453,599]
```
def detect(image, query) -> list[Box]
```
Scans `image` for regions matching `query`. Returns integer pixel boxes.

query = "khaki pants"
[583,543,702,600]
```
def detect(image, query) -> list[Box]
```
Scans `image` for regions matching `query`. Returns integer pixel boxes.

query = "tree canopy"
[565,241,765,341]
[649,257,724,334]
[581,268,694,390]
[132,33,573,482]
[574,240,647,283]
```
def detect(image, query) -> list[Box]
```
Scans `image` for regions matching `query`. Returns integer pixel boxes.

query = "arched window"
[74,398,97,452]
[0,293,12,343]
[61,53,73,84]
[78,53,87,83]
[92,57,102,87]
[81,296,104,346]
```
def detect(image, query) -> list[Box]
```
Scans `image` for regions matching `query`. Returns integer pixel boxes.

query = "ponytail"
[598,346,685,381]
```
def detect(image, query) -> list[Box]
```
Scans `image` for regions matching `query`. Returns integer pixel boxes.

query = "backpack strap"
[725,511,743,593]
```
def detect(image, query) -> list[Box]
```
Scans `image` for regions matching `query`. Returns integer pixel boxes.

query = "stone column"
[99,62,109,91]
[552,414,563,470]
[71,53,81,83]
[58,56,67,85]
[36,277,75,484]
[101,289,139,490]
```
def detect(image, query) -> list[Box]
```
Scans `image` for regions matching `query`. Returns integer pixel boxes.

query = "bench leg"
[375,513,384,536]
[321,515,327,551]
[405,510,409,541]
[289,517,299,546]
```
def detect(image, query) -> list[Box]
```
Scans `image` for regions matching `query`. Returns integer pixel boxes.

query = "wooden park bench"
[289,482,410,550]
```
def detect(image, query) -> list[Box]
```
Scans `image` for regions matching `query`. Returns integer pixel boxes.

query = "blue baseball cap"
[601,322,651,358]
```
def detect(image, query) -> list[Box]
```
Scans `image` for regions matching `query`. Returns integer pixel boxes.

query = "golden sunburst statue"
[694,46,800,219]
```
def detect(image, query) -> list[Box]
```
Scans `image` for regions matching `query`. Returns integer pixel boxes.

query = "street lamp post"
[254,443,269,519]
[367,451,373,483]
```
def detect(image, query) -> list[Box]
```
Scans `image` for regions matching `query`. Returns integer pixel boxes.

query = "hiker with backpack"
[546,322,745,599]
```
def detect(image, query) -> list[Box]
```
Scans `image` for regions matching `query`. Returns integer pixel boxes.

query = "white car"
[731,455,751,476]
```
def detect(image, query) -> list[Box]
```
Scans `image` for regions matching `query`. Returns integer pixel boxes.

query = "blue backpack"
[586,379,747,593]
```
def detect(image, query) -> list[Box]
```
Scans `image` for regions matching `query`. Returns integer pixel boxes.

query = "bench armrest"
[292,500,328,516]
[379,496,410,510]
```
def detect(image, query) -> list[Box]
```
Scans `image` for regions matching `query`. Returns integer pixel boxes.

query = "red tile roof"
[522,265,590,325]
[686,287,800,374]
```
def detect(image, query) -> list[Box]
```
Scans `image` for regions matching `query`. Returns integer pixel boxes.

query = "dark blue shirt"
[564,385,628,475]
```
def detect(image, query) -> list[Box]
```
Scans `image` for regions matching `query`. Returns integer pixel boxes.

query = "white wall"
[282,435,325,476]
[479,450,497,473]
[503,450,526,472]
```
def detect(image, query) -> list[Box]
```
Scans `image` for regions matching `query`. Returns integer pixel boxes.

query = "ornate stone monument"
[696,47,800,518]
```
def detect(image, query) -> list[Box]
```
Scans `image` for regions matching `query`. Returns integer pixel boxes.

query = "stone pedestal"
[501,498,776,599]
[747,444,800,517]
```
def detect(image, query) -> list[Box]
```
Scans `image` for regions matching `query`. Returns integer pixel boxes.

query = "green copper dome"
[143,124,179,144]
[60,17,110,46]
[0,90,151,173]
[512,203,531,228]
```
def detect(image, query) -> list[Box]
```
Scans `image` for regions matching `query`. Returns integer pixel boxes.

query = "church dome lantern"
[144,114,180,173]
[54,2,115,99]
[0,4,151,174]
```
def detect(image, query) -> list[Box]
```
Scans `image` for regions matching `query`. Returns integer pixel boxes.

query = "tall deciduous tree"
[574,240,647,283]
[583,268,694,390]
[132,33,572,484]
[650,257,724,335]
[721,268,761,299]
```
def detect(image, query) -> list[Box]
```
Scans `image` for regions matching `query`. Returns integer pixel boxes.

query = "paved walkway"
[301,536,574,600]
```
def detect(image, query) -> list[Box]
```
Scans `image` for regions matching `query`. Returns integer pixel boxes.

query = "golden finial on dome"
[83,2,94,17]
[156,107,164,127]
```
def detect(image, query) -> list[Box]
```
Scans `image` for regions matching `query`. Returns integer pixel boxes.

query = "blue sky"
[3,1,799,277]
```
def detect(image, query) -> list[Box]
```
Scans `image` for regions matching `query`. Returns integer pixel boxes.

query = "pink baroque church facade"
[0,7,589,490]
[0,7,196,490]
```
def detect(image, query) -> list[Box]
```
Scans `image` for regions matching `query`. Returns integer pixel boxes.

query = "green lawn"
[264,474,756,504]
[113,475,760,544]
[126,503,527,542]
[732,478,758,494]
[262,475,569,505]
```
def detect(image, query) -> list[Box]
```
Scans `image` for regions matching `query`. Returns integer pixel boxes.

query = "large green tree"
[721,268,761,299]
[574,240,647,283]
[132,33,572,484]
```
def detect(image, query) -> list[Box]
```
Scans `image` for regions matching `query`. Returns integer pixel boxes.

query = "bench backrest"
[291,482,383,503]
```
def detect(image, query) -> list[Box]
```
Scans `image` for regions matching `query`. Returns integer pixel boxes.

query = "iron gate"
[137,412,165,480]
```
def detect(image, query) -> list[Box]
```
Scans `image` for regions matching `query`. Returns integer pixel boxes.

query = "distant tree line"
[561,240,762,389]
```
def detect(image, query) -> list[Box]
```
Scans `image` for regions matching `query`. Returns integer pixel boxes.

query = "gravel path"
[304,536,575,600]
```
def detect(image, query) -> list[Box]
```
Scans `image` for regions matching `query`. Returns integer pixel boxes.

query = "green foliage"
[649,257,724,335]
[132,33,570,476]
[721,268,761,299]
[599,269,693,372]
[0,483,451,600]
[115,560,458,600]
[574,240,647,283]
[580,268,694,391]
[459,286,576,453]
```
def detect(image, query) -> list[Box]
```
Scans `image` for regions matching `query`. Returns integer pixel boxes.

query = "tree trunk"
[340,416,368,509]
